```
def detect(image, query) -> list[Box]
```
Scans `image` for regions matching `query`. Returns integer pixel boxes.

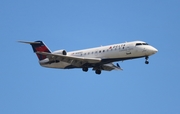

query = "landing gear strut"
[145,56,149,64]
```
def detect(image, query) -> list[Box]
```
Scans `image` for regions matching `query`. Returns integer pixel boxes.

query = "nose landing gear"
[145,56,149,64]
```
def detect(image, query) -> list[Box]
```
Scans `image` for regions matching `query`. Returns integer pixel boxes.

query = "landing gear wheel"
[82,67,88,72]
[145,61,149,64]
[145,56,149,64]
[95,70,101,75]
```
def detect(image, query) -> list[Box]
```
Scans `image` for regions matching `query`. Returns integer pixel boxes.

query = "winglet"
[116,63,123,70]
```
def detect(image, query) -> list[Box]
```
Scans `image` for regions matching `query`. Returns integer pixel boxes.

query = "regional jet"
[19,40,158,75]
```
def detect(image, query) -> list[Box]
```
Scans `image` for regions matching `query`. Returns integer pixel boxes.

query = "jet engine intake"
[52,50,67,55]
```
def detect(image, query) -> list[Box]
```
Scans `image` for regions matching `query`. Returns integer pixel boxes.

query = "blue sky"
[1,0,180,114]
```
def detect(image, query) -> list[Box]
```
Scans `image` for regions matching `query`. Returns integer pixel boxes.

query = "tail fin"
[18,40,51,60]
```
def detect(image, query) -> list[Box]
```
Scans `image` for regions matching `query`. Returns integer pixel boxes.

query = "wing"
[36,52,101,67]
[101,63,123,71]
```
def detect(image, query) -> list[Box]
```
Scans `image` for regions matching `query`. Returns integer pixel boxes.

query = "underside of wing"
[36,52,101,67]
[101,63,123,71]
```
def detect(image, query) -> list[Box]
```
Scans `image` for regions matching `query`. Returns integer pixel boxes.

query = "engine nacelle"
[52,50,67,55]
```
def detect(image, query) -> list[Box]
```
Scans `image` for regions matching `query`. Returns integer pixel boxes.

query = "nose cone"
[150,47,158,54]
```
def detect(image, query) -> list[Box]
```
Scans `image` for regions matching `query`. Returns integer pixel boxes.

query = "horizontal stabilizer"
[18,41,41,44]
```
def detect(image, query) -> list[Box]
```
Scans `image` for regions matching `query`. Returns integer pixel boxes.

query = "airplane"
[19,40,158,75]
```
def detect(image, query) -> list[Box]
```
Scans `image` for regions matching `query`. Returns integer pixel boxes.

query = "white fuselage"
[40,41,158,69]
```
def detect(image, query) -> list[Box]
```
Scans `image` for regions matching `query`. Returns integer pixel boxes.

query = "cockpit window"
[136,43,142,46]
[142,43,149,45]
[136,43,149,46]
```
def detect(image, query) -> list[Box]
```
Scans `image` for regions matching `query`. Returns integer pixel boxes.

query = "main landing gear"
[145,56,149,64]
[95,70,101,75]
[82,67,88,72]
[83,67,102,75]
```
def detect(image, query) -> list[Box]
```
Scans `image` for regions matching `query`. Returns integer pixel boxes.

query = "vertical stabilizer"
[18,41,51,60]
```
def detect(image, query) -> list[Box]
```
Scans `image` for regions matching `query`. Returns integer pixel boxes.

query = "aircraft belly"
[41,61,70,69]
